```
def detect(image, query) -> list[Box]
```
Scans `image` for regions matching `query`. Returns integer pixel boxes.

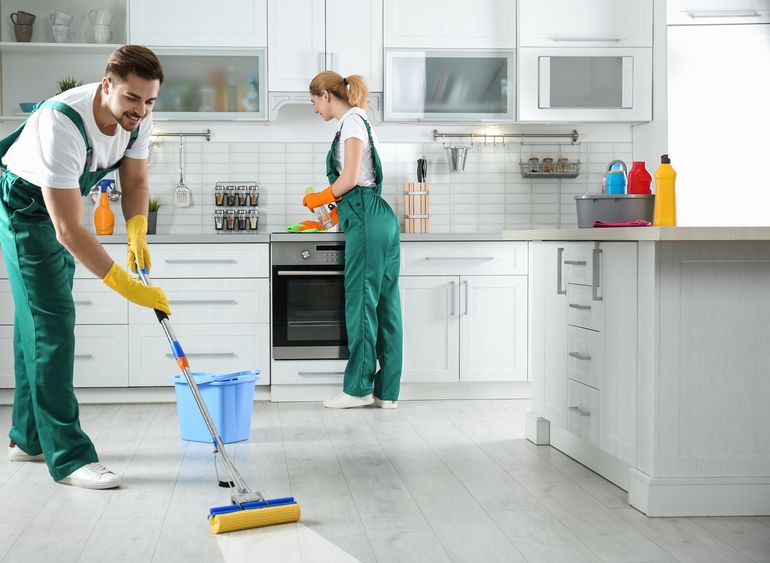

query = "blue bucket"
[171,370,259,443]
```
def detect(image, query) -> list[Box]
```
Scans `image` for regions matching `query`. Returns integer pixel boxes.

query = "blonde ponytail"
[309,71,369,109]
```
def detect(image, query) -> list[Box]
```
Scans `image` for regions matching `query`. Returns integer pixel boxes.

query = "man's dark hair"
[105,45,164,84]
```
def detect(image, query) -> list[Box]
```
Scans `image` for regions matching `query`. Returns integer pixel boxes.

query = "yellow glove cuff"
[126,215,148,238]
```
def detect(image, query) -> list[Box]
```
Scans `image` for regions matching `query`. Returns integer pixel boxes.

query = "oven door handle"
[276,270,344,276]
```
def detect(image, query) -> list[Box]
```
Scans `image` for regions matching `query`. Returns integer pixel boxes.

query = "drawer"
[0,278,127,325]
[567,325,603,390]
[562,244,595,286]
[150,244,268,278]
[129,322,269,387]
[566,283,603,332]
[73,325,129,387]
[567,378,599,446]
[129,278,268,325]
[270,359,348,385]
[400,242,528,276]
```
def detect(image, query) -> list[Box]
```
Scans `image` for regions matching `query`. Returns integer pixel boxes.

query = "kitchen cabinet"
[128,0,267,47]
[667,0,770,25]
[519,0,653,47]
[268,0,383,92]
[384,0,516,49]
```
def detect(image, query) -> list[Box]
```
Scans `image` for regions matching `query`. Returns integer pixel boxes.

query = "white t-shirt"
[335,107,378,187]
[2,83,152,189]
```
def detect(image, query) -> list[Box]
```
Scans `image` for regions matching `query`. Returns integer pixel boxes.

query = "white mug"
[93,24,112,44]
[52,24,75,43]
[49,12,73,26]
[89,9,113,26]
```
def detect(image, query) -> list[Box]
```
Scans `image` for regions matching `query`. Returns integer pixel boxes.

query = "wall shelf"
[0,42,121,53]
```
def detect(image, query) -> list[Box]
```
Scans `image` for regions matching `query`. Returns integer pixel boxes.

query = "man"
[0,45,171,489]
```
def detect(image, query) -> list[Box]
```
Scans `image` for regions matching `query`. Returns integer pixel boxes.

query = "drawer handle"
[74,299,93,305]
[550,36,621,42]
[287,320,343,328]
[166,352,237,359]
[297,371,345,377]
[568,352,592,361]
[686,10,760,18]
[164,259,238,264]
[563,260,586,266]
[592,246,603,302]
[168,299,238,305]
[569,405,591,417]
[423,257,494,261]
[568,303,591,311]
[277,271,344,276]
[75,354,94,360]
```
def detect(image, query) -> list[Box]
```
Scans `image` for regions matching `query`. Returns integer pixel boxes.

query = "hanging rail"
[432,129,579,144]
[152,129,212,141]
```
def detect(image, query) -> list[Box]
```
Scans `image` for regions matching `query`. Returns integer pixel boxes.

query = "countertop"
[97,233,505,244]
[502,227,770,241]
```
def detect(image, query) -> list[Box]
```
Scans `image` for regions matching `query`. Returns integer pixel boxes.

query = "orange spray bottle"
[94,179,115,235]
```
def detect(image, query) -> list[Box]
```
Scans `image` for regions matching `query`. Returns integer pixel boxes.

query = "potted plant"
[147,197,162,235]
[56,76,83,93]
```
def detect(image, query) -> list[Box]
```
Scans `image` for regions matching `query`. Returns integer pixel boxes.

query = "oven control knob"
[301,250,310,259]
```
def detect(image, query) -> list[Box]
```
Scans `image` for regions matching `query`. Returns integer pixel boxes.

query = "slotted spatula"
[174,136,192,207]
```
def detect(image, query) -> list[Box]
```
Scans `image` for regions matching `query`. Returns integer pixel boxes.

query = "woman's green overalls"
[0,101,138,480]
[327,115,403,400]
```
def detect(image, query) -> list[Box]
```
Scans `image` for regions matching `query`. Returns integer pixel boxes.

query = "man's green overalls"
[327,115,403,400]
[0,100,138,480]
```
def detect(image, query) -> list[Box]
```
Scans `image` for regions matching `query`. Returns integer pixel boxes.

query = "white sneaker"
[58,462,121,490]
[374,397,398,409]
[8,442,44,462]
[323,392,374,409]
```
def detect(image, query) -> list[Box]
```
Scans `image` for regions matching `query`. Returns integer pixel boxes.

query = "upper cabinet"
[268,0,383,92]
[668,0,770,25]
[384,0,516,49]
[128,0,267,47]
[519,0,653,47]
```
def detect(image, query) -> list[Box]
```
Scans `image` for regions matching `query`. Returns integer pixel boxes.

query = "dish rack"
[519,160,581,179]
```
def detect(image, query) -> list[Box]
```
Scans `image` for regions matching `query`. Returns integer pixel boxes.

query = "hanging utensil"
[174,135,192,208]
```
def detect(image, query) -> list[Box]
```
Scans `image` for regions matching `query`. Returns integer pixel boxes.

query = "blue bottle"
[605,160,628,195]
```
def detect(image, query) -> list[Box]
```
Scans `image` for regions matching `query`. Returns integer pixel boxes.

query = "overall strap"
[36,100,93,170]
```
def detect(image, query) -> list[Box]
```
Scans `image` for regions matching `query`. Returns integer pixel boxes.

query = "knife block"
[404,182,429,233]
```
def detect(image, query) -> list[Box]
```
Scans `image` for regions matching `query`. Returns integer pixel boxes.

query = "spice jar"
[528,157,539,173]
[225,209,237,230]
[237,209,248,230]
[248,209,258,230]
[226,186,237,206]
[249,185,259,206]
[237,185,248,206]
[542,157,554,173]
[214,185,225,206]
[214,209,224,230]
[557,157,570,174]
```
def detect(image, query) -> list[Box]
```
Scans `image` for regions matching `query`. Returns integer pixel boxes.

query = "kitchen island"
[506,227,770,517]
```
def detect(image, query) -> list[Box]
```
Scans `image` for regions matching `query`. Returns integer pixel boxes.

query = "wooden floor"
[0,400,768,563]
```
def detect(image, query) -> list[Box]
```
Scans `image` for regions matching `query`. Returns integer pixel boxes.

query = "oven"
[271,239,348,360]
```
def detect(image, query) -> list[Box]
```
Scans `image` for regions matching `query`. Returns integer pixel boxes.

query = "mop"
[137,266,301,534]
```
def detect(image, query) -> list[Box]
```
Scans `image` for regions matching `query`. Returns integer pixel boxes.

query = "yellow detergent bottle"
[94,180,115,235]
[653,154,677,227]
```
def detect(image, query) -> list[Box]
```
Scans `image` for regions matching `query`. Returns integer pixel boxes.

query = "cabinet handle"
[568,352,592,361]
[463,280,469,316]
[425,256,494,261]
[75,354,94,360]
[168,299,238,305]
[277,270,344,276]
[298,371,345,377]
[569,405,591,417]
[568,303,591,311]
[686,10,760,18]
[450,281,456,317]
[74,299,93,305]
[164,259,237,264]
[166,352,237,359]
[563,260,586,266]
[592,245,603,302]
[556,247,566,295]
[550,36,621,42]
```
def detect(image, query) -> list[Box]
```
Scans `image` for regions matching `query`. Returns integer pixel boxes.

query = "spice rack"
[519,159,581,179]
[213,181,259,232]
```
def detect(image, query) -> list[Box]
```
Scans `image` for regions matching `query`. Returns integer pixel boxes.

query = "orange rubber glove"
[302,186,338,210]
[102,262,171,315]
[126,215,151,274]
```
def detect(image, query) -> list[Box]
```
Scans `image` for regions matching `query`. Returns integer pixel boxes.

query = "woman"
[304,71,402,409]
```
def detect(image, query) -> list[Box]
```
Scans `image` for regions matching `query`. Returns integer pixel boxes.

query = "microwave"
[518,47,652,122]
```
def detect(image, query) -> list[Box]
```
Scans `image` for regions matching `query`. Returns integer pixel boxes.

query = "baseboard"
[628,469,770,517]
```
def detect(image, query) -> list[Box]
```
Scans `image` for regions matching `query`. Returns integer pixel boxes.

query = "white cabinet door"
[668,0,770,24]
[73,325,129,388]
[400,276,460,382]
[129,0,268,46]
[519,0,653,47]
[326,0,383,91]
[542,243,571,427]
[384,0,516,48]
[459,276,527,382]
[598,242,638,466]
[268,0,326,91]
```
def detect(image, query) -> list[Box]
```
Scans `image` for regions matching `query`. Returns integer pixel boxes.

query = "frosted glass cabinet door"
[384,50,515,121]
[152,50,267,120]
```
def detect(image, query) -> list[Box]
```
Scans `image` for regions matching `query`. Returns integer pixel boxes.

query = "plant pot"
[147,211,158,235]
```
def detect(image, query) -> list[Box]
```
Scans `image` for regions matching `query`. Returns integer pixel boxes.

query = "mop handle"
[135,266,253,496]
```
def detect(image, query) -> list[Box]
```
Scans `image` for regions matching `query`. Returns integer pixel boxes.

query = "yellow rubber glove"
[302,186,338,210]
[126,215,151,274]
[102,262,171,315]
